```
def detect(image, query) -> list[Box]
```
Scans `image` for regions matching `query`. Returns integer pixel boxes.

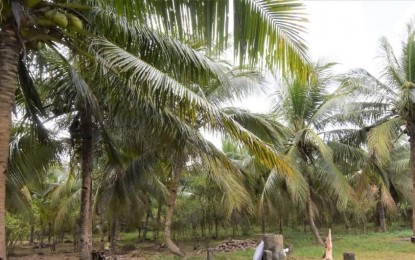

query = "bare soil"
[9,240,208,260]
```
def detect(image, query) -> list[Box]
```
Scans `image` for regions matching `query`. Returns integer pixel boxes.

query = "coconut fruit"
[67,14,83,30]
[36,41,45,50]
[36,17,55,27]
[52,12,68,28]
[44,9,55,19]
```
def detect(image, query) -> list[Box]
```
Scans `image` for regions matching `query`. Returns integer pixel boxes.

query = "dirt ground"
[9,241,206,260]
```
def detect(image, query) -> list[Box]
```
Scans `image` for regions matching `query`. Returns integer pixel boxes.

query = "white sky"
[305,1,415,76]
[233,1,415,113]
[206,1,415,148]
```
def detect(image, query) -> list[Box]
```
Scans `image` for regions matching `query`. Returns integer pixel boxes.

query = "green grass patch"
[140,228,415,260]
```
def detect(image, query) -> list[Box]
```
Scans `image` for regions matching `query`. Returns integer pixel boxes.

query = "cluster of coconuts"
[39,9,83,31]
[18,0,83,31]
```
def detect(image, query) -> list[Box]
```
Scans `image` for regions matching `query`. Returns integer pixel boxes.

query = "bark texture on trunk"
[98,206,105,251]
[110,216,118,254]
[0,25,20,260]
[164,157,185,256]
[306,191,324,245]
[153,198,162,241]
[408,125,415,241]
[376,199,387,232]
[143,206,151,240]
[79,110,94,260]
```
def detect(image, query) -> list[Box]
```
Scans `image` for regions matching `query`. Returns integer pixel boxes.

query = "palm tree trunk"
[153,198,162,241]
[0,25,20,260]
[30,225,35,244]
[143,206,151,240]
[98,206,105,251]
[261,206,266,233]
[214,210,219,239]
[409,128,415,242]
[79,110,94,259]
[306,190,324,245]
[376,186,386,232]
[343,213,351,231]
[376,200,387,232]
[110,216,118,255]
[164,157,185,256]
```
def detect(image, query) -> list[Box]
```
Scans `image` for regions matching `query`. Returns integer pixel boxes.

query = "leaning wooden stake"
[322,229,333,260]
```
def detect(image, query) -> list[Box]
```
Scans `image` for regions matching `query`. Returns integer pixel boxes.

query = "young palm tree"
[340,21,415,241]
[269,63,352,245]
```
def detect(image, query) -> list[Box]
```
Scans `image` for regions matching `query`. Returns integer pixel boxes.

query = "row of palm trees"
[0,0,310,259]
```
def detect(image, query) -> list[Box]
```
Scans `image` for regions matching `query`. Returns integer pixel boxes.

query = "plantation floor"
[9,229,415,259]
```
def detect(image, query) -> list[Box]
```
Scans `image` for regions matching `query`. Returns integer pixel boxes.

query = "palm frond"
[223,107,288,146]
[314,159,351,210]
[368,117,403,163]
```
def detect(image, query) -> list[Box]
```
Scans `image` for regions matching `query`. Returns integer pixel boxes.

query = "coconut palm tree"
[267,62,353,245]
[339,21,415,241]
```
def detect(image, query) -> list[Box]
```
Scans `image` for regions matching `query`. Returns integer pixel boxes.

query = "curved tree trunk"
[306,190,324,245]
[0,25,20,260]
[79,110,94,259]
[164,157,185,256]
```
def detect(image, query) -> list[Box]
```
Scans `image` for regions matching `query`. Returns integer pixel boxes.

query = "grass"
[124,227,415,260]
[283,229,414,260]
[11,227,415,259]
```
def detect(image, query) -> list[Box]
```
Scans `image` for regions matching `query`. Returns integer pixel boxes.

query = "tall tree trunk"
[261,206,266,233]
[343,212,351,231]
[110,216,118,255]
[408,127,415,242]
[98,206,105,250]
[143,206,151,240]
[79,110,94,259]
[214,210,219,239]
[377,186,387,232]
[0,25,20,260]
[306,190,324,245]
[30,225,35,244]
[164,157,185,256]
[199,199,206,238]
[48,222,52,243]
[376,200,387,232]
[153,198,162,241]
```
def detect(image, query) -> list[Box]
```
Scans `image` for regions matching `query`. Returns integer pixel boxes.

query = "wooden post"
[262,234,286,260]
[322,229,333,260]
[207,248,214,260]
[343,252,355,260]
[263,250,272,259]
